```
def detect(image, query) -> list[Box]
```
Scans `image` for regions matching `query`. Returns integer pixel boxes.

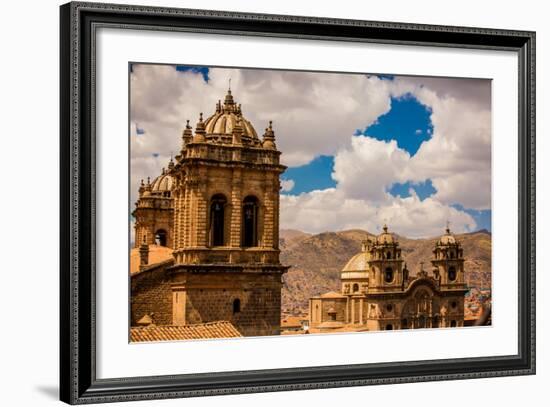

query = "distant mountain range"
[279,228,492,315]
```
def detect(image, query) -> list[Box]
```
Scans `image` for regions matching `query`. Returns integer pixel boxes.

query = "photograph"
[129,64,492,342]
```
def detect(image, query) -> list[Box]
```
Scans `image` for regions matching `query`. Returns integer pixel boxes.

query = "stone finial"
[138,179,145,196]
[182,119,193,148]
[361,239,371,252]
[232,116,244,146]
[193,113,206,142]
[262,120,276,150]
[139,242,149,270]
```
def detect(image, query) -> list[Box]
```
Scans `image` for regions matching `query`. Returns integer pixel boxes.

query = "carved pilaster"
[230,169,243,247]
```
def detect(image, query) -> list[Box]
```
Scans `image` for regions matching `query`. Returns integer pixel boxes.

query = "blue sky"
[282,155,336,194]
[357,94,433,156]
[175,65,210,82]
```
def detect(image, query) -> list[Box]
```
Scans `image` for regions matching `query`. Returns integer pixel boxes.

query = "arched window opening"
[352,283,359,293]
[384,267,394,283]
[448,266,457,282]
[155,229,167,247]
[385,324,393,330]
[242,196,259,247]
[450,320,457,328]
[210,194,227,247]
[451,301,457,309]
[232,298,241,314]
[387,251,392,259]
[401,319,408,329]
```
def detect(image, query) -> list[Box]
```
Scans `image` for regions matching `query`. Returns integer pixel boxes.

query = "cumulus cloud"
[280,188,476,238]
[332,136,410,203]
[130,64,491,238]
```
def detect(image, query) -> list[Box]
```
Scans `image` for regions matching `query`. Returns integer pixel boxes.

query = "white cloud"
[332,136,410,203]
[280,188,476,238]
[130,65,491,237]
[280,179,295,193]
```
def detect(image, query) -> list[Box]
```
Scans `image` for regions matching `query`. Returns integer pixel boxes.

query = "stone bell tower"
[431,226,467,327]
[431,225,466,289]
[132,168,175,248]
[167,88,289,337]
[367,225,406,292]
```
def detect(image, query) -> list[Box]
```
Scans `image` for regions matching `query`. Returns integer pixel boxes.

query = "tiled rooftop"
[130,321,243,342]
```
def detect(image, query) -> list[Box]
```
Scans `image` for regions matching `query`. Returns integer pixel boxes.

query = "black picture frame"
[60,1,536,404]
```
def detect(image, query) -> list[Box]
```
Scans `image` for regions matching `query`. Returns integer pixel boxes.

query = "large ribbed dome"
[204,112,258,138]
[341,252,371,272]
[203,89,259,141]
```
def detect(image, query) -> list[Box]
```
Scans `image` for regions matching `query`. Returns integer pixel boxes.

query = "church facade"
[131,88,289,337]
[309,225,468,332]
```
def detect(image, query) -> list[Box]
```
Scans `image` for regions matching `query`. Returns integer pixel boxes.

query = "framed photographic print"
[60,1,535,404]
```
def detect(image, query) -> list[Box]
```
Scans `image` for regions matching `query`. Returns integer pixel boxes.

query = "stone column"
[345,296,349,323]
[196,177,208,247]
[172,190,180,249]
[359,298,364,324]
[262,175,275,248]
[230,169,242,248]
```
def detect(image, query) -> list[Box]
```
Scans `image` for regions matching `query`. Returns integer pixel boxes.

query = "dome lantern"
[202,89,260,145]
[376,223,396,245]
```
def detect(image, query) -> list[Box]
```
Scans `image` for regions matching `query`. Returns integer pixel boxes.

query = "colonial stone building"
[309,225,467,332]
[131,88,289,338]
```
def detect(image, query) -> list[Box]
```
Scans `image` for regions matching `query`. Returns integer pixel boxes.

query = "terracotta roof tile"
[130,321,242,342]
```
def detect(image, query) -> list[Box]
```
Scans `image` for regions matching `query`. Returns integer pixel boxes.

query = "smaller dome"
[342,252,371,272]
[438,227,457,245]
[150,172,175,193]
[376,224,395,244]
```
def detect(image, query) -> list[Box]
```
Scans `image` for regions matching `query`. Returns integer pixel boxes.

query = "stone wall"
[172,271,283,336]
[130,262,173,326]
